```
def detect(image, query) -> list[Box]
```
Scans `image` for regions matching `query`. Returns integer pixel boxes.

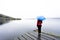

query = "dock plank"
[31,31,58,40]
[25,33,36,40]
[14,31,60,40]
[22,34,33,40]
[27,32,46,40]
[17,35,26,40]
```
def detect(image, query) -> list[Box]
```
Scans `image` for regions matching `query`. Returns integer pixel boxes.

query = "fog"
[0,0,60,18]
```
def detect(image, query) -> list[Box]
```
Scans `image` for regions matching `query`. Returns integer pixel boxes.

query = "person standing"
[37,16,45,40]
[37,16,45,34]
[37,20,42,34]
[37,20,42,40]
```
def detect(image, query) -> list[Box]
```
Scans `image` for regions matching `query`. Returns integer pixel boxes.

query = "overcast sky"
[0,0,60,18]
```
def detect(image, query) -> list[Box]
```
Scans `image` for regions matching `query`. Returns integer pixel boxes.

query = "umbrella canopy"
[37,16,46,21]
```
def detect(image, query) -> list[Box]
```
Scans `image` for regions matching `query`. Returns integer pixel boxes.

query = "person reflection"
[37,33,41,40]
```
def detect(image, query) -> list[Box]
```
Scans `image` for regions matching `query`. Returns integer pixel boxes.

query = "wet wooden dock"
[14,31,60,40]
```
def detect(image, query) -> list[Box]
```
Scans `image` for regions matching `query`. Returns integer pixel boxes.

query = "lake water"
[0,19,60,40]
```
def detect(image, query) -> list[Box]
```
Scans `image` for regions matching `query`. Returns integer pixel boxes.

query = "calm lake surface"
[0,19,60,40]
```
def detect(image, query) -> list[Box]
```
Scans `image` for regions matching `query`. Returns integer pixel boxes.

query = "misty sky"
[0,0,60,18]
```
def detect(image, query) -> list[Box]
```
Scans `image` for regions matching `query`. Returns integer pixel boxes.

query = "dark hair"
[38,20,42,22]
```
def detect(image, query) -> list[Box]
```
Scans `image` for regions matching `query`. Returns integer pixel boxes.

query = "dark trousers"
[37,25,41,34]
[37,26,41,40]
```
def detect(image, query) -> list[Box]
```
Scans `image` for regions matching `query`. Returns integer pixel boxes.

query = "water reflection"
[37,34,41,40]
[0,21,10,25]
[0,22,3,25]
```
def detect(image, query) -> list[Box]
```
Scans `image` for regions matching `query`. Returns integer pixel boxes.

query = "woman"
[37,16,45,34]
[37,20,42,34]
